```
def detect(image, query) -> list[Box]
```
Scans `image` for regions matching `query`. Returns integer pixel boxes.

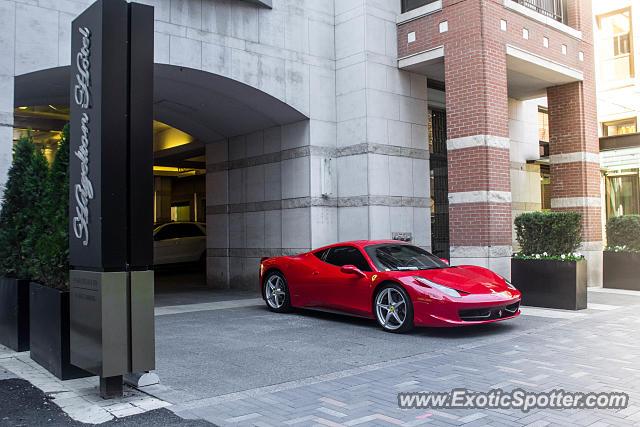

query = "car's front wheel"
[263,271,292,313]
[374,284,414,333]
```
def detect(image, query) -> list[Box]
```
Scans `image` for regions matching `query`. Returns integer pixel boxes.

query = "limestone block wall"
[205,121,313,289]
[509,98,543,250]
[335,0,431,249]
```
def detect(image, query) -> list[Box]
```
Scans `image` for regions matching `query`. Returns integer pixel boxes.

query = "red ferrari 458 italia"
[259,240,520,333]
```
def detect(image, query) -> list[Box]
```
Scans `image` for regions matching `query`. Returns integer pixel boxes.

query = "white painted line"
[519,306,587,319]
[589,288,640,297]
[587,303,621,311]
[155,298,264,316]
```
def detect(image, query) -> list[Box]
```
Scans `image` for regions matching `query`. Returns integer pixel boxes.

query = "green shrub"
[0,133,43,279]
[514,211,583,256]
[606,215,640,251]
[30,125,70,289]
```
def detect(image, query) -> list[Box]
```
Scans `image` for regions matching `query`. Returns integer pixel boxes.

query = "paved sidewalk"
[0,345,212,425]
[146,288,640,426]
[2,287,640,426]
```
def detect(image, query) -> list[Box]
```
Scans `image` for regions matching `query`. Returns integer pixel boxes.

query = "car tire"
[374,283,414,333]
[263,271,292,313]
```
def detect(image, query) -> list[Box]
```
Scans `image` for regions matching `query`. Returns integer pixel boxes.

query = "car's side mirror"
[440,258,449,265]
[341,265,366,278]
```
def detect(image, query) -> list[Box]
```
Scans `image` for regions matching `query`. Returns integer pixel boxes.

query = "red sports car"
[259,240,520,333]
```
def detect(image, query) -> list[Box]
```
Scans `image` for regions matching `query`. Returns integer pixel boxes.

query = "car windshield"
[364,243,449,271]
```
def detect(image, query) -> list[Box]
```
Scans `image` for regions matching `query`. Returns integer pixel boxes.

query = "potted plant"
[0,134,38,351]
[25,126,89,380]
[512,211,587,310]
[604,215,640,291]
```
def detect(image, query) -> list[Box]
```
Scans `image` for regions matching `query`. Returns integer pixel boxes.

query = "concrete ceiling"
[399,45,584,102]
[14,64,308,143]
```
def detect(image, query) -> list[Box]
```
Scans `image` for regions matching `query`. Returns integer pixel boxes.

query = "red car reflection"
[259,240,520,333]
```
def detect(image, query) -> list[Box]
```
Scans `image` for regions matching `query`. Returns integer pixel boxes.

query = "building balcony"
[513,0,567,25]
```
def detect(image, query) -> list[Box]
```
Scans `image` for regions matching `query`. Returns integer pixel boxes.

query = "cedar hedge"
[0,126,70,289]
[0,133,39,279]
[30,125,70,289]
[606,215,640,251]
[514,211,583,256]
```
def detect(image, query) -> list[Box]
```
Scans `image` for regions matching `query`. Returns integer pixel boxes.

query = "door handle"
[312,271,319,276]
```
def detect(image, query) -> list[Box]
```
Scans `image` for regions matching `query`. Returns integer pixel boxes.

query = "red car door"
[316,246,375,316]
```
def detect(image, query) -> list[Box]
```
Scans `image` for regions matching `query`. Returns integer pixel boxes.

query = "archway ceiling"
[14,64,308,142]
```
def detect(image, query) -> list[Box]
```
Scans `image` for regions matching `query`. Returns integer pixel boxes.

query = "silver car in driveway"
[153,222,206,266]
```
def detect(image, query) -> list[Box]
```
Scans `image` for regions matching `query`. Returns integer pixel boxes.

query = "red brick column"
[547,0,602,287]
[445,0,512,278]
[547,81,602,286]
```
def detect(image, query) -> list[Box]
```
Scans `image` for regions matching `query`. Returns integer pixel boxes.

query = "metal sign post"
[69,0,154,399]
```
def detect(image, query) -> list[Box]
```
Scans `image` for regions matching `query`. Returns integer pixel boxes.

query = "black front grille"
[459,302,520,322]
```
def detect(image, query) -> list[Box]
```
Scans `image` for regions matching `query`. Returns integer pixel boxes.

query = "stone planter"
[511,258,587,310]
[29,282,91,380]
[0,277,30,351]
[603,251,640,291]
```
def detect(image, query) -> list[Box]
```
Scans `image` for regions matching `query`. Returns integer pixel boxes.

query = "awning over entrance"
[14,64,308,142]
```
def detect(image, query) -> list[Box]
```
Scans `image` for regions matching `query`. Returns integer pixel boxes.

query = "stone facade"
[1,0,602,288]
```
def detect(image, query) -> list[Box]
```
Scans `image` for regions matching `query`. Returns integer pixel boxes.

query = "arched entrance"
[14,64,309,297]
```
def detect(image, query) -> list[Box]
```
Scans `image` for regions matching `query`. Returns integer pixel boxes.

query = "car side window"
[323,246,372,272]
[313,248,328,261]
[178,224,205,238]
[154,224,177,241]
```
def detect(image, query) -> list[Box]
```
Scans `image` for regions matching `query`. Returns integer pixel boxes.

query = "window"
[605,171,639,218]
[154,223,204,241]
[602,118,637,136]
[364,243,449,271]
[401,0,439,13]
[322,246,372,272]
[597,8,634,82]
[538,107,549,143]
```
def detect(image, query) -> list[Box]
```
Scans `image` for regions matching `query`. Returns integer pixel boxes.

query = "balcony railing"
[401,0,440,14]
[514,0,568,25]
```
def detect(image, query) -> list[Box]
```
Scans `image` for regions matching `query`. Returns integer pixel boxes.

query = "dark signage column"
[69,0,154,398]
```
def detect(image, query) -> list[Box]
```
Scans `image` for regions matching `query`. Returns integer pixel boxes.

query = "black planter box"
[0,277,30,351]
[604,251,640,291]
[29,282,91,380]
[511,258,587,310]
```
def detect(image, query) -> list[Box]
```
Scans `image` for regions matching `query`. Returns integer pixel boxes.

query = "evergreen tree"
[32,125,70,289]
[0,133,37,278]
[23,138,50,282]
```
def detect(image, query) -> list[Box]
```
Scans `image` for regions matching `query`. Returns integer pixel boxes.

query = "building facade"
[1,0,600,289]
[592,0,640,228]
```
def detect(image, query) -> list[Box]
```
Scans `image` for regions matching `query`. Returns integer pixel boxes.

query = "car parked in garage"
[153,222,206,267]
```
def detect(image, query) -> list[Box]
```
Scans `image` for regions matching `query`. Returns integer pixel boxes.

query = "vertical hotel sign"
[70,0,129,271]
[72,26,94,247]
[69,0,155,387]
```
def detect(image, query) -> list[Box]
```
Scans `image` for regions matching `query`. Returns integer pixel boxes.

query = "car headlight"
[502,277,517,290]
[413,276,461,298]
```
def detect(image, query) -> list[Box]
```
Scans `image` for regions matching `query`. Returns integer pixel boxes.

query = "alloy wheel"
[265,274,286,309]
[375,287,407,330]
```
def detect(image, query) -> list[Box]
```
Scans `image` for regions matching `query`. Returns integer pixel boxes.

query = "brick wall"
[398,0,600,279]
[398,0,589,72]
[548,81,601,243]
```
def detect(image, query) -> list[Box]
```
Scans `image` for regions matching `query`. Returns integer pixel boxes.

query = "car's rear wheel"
[263,271,292,313]
[375,284,414,333]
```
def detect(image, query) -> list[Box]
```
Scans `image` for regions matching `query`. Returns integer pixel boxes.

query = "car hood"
[409,265,508,294]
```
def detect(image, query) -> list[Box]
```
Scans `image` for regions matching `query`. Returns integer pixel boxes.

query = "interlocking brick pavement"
[160,289,640,426]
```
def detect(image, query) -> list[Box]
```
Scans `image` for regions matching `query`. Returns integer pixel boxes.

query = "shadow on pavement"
[0,378,213,426]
